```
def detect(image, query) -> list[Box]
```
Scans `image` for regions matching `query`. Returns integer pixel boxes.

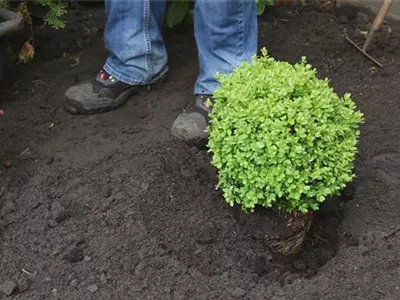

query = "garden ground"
[1,3,400,300]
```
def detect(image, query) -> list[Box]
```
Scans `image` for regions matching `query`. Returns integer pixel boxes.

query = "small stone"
[0,280,17,296]
[363,272,374,284]
[31,201,42,210]
[48,219,58,228]
[17,278,29,292]
[102,187,112,198]
[100,265,107,272]
[292,259,307,272]
[1,201,15,217]
[194,248,202,255]
[231,288,246,298]
[52,288,58,296]
[87,284,98,293]
[67,274,75,281]
[359,245,370,255]
[3,214,14,226]
[79,281,87,288]
[306,268,317,278]
[339,15,349,24]
[46,157,55,165]
[180,166,192,178]
[131,285,145,292]
[134,262,146,276]
[70,279,78,287]
[63,247,84,263]
[141,182,149,191]
[51,201,63,215]
[100,273,108,284]
[84,256,92,261]
[51,201,68,223]
[4,159,12,168]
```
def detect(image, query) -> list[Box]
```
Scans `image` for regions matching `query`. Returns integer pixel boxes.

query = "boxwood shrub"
[206,49,364,214]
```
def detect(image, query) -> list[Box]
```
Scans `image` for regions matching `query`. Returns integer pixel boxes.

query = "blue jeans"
[103,0,257,95]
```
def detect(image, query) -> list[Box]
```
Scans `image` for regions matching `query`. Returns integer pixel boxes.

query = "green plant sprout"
[40,0,68,29]
[0,0,67,29]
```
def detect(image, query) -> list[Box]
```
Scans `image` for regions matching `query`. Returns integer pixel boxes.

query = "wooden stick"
[363,0,394,51]
[346,36,383,67]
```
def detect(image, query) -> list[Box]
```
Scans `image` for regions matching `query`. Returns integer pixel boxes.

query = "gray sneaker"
[171,95,213,148]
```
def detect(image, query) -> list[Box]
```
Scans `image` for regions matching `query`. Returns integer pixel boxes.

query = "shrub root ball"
[207,48,363,254]
[266,211,314,256]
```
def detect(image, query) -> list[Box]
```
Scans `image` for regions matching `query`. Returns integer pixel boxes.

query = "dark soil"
[1,3,400,299]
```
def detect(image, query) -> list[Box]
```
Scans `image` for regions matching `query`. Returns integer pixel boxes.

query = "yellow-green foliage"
[207,49,364,214]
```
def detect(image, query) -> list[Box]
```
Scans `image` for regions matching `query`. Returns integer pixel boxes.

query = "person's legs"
[103,0,167,84]
[194,0,258,95]
[171,0,257,147]
[64,0,168,114]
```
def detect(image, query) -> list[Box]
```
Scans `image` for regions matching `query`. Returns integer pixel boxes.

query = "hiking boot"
[171,95,213,148]
[64,69,168,114]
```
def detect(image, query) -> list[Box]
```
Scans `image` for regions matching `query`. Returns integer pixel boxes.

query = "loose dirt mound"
[1,4,400,300]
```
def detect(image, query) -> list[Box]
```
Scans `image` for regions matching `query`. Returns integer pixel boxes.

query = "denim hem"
[194,86,214,96]
[103,62,169,86]
[103,63,146,85]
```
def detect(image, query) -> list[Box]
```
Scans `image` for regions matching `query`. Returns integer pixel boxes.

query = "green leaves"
[166,0,270,28]
[166,0,191,28]
[207,48,364,214]
[2,0,68,29]
[40,0,68,29]
[0,0,9,8]
[256,0,274,15]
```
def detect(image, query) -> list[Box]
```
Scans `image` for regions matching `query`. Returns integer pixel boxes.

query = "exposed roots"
[266,211,314,256]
